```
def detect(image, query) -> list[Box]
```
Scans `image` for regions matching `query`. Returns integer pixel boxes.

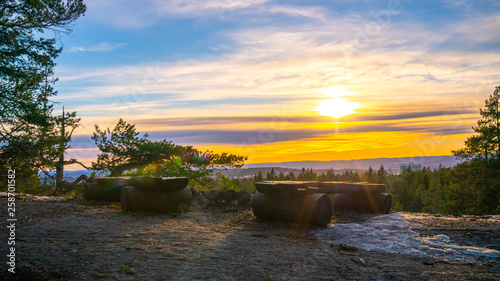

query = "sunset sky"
[54,0,500,169]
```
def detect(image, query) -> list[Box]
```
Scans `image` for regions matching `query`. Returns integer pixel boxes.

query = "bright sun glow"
[316,98,359,118]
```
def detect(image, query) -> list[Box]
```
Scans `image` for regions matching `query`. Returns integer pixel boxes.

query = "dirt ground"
[1,192,499,281]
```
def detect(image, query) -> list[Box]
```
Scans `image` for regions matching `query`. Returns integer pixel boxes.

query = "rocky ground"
[0,191,499,280]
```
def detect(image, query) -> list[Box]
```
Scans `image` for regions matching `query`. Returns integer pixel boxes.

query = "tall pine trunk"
[55,107,66,192]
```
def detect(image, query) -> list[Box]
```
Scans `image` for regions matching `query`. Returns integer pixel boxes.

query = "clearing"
[0,193,499,280]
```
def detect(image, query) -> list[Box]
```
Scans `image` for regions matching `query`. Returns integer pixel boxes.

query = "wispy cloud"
[155,0,270,16]
[69,42,129,52]
[59,20,500,113]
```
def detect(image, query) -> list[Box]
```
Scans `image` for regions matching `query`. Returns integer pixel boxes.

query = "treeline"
[375,162,498,215]
[250,162,499,215]
[254,166,386,183]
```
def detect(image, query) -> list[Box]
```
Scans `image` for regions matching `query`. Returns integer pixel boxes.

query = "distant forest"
[250,164,498,215]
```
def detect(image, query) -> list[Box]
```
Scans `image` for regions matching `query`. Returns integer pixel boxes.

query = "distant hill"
[59,155,459,180]
[243,155,459,174]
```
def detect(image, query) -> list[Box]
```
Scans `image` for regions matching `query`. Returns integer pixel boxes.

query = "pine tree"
[269,168,276,180]
[452,86,500,214]
[326,168,335,181]
[92,119,246,188]
[376,165,387,184]
[0,1,86,191]
[255,171,263,182]
[365,166,376,183]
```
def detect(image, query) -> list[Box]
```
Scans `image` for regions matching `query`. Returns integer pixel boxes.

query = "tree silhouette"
[452,86,500,213]
[0,0,86,190]
[91,119,247,187]
[454,86,500,161]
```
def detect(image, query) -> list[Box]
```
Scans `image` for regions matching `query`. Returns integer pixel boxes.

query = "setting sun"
[316,98,359,118]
